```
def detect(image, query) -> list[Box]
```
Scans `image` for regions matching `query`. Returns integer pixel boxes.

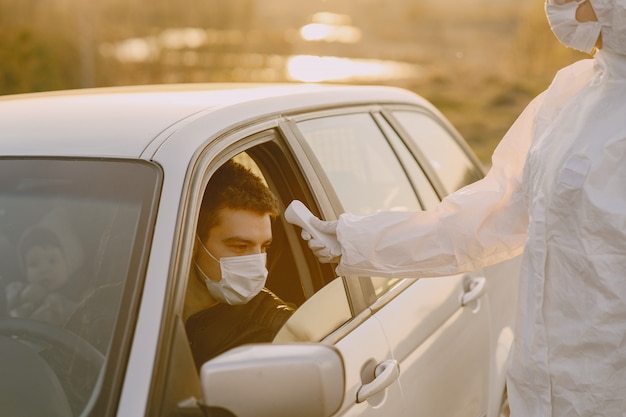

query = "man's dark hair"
[197,160,279,239]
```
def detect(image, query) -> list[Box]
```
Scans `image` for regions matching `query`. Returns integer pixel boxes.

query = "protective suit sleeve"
[334,93,545,279]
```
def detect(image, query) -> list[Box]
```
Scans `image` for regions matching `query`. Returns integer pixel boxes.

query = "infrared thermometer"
[284,200,341,255]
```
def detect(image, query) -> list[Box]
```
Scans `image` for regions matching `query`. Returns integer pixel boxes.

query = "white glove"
[300,217,341,263]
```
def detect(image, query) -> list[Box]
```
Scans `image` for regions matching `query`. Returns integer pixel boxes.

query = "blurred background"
[0,0,590,164]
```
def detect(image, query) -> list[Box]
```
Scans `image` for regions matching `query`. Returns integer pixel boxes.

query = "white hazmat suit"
[303,1,626,415]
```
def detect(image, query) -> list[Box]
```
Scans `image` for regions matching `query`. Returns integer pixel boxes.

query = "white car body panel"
[376,274,490,417]
[0,84,429,158]
[334,315,406,416]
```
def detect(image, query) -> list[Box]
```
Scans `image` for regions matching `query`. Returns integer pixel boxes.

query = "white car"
[0,84,519,417]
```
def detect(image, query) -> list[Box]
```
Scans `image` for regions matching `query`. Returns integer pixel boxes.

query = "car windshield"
[0,158,161,417]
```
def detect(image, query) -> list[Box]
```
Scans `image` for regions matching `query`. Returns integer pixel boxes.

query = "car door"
[150,122,403,417]
[289,109,492,417]
[150,107,491,417]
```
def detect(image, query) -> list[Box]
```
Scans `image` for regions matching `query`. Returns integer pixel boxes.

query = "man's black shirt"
[185,288,294,370]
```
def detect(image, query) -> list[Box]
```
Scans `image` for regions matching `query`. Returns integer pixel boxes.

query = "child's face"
[24,244,69,291]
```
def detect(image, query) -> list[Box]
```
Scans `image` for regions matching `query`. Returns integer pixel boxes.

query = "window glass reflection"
[393,111,481,194]
[375,115,441,210]
[298,113,421,216]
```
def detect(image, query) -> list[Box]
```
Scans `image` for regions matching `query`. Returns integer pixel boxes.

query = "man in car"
[183,159,294,370]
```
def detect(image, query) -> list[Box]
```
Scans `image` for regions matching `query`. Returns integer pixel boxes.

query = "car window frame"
[149,114,362,414]
[148,121,293,416]
[280,107,391,315]
[381,105,486,198]
[281,105,441,309]
[371,112,441,211]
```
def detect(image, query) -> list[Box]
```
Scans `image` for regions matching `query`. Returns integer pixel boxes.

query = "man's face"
[198,208,273,282]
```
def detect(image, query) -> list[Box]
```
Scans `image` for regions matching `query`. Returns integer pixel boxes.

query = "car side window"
[374,113,441,211]
[297,113,421,216]
[392,110,482,194]
[296,113,426,303]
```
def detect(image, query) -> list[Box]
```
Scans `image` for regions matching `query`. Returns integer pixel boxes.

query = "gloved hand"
[300,217,341,263]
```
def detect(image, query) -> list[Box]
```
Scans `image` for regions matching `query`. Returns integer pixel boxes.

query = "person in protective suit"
[184,160,294,370]
[297,1,626,415]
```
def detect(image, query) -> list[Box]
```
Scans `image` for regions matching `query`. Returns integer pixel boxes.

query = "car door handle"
[356,359,400,403]
[462,276,486,306]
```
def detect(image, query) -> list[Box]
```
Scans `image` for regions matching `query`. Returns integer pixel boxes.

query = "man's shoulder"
[188,288,293,323]
[245,288,295,328]
[256,288,295,309]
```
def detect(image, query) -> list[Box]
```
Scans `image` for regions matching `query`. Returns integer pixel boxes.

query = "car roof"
[0,83,432,159]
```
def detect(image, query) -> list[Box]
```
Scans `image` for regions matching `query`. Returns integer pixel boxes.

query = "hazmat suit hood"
[590,0,626,55]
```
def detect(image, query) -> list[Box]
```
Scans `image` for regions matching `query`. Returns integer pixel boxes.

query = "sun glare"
[287,55,420,83]
[300,23,333,41]
[299,12,362,43]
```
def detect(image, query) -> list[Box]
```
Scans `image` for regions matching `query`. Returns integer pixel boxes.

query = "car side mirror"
[198,343,345,417]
